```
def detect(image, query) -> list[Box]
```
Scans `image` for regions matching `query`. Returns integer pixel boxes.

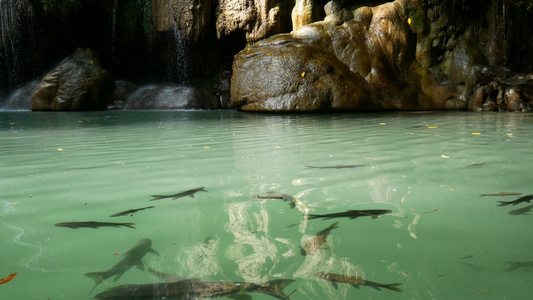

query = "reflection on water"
[1,111,533,299]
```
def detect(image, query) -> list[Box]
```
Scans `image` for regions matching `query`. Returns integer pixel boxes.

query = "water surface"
[1,110,532,299]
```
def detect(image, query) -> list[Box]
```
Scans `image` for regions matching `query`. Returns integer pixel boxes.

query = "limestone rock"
[216,0,291,42]
[231,35,393,112]
[31,48,113,111]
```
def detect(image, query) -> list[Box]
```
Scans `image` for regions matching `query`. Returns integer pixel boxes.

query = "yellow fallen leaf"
[266,52,271,56]
[449,188,455,191]
[380,123,387,125]
[203,146,210,149]
[407,18,412,25]
[301,72,306,77]
[506,133,513,136]
[428,126,438,129]
[57,148,67,151]
[401,196,405,203]
[275,146,282,149]
[472,132,481,135]
[441,154,450,158]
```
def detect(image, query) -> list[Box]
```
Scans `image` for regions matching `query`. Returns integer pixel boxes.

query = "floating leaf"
[0,272,17,285]
[472,132,481,135]
[441,154,450,158]
[428,126,438,129]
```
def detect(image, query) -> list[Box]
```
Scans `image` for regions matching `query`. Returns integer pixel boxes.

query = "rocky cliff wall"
[1,0,532,111]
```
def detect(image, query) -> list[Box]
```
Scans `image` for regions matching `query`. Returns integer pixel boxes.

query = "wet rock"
[444,98,467,111]
[109,81,139,110]
[216,0,292,42]
[231,35,393,112]
[126,85,220,110]
[152,0,212,43]
[31,48,113,111]
[292,0,324,31]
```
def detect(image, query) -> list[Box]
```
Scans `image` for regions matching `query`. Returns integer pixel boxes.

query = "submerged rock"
[126,85,220,110]
[31,48,113,111]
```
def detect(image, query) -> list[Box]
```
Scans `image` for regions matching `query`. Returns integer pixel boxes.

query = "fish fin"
[260,279,295,300]
[299,247,307,256]
[351,284,360,289]
[228,295,252,300]
[136,261,145,271]
[329,281,338,289]
[383,283,403,292]
[497,201,512,206]
[84,272,106,293]
[370,215,378,219]
[149,248,160,256]
[330,222,340,229]
[113,271,126,282]
[188,194,195,198]
[122,223,136,229]
[504,261,523,272]
[289,202,296,209]
[306,214,320,220]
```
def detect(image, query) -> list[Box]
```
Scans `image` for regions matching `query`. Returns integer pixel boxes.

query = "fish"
[314,272,402,292]
[150,186,207,201]
[508,204,533,215]
[307,209,392,220]
[85,239,159,293]
[465,163,486,168]
[252,192,297,209]
[479,192,522,197]
[458,261,484,271]
[300,222,339,256]
[144,261,184,283]
[110,206,155,217]
[0,272,17,285]
[54,221,135,229]
[306,165,364,169]
[497,194,533,206]
[503,261,533,272]
[95,278,296,300]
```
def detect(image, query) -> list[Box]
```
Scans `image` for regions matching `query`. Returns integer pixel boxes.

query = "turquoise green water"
[1,110,532,299]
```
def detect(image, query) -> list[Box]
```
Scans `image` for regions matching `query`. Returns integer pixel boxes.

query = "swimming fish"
[150,186,207,201]
[95,278,295,300]
[252,192,296,209]
[0,272,17,285]
[497,194,533,206]
[307,209,392,220]
[301,222,339,256]
[306,165,364,169]
[144,262,184,283]
[508,204,533,215]
[110,206,155,217]
[503,261,533,272]
[54,221,135,229]
[85,239,159,293]
[479,192,522,197]
[315,272,402,292]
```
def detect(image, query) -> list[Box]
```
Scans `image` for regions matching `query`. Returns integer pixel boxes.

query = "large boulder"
[231,34,393,112]
[31,48,113,111]
[231,0,431,112]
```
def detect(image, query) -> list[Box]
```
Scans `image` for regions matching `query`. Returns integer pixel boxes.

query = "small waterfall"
[0,0,35,87]
[169,23,190,84]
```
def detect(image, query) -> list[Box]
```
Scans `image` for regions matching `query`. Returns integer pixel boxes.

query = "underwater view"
[1,110,533,299]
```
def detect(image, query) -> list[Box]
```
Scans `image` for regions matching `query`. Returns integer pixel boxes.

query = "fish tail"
[122,223,136,229]
[382,283,403,292]
[504,261,523,272]
[289,202,296,209]
[261,279,296,300]
[330,222,340,229]
[84,272,106,293]
[497,201,512,206]
[306,214,320,220]
[150,195,165,201]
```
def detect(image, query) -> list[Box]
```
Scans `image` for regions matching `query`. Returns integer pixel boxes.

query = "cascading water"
[0,0,35,89]
[166,0,190,85]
